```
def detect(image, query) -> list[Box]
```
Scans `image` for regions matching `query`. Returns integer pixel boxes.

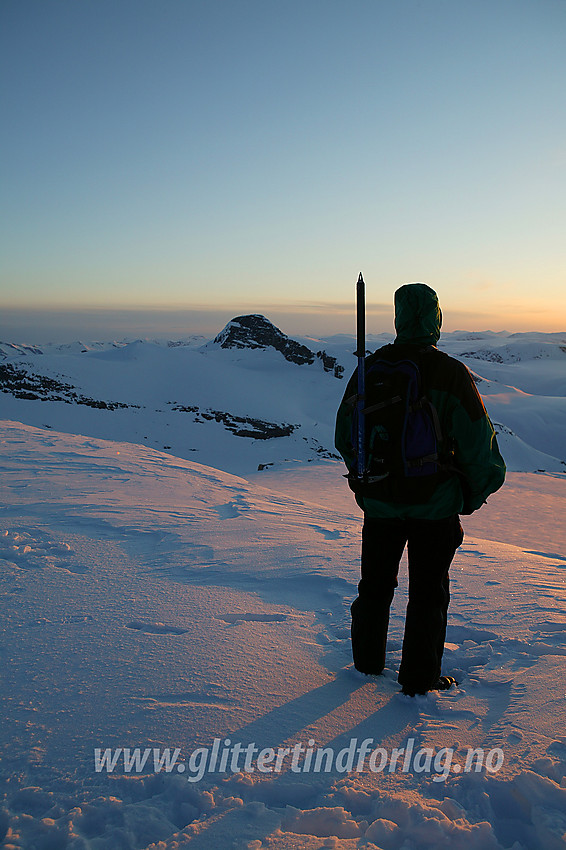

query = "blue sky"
[1,0,565,339]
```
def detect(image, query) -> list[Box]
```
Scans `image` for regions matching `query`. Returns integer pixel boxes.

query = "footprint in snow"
[308,525,344,540]
[0,529,85,572]
[547,740,566,760]
[213,499,250,519]
[446,625,499,643]
[125,620,188,635]
[217,612,288,624]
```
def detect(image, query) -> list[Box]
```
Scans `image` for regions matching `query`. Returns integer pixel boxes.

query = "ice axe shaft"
[355,272,366,479]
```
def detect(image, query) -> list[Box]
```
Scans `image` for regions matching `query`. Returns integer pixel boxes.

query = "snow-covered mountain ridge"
[0,317,565,475]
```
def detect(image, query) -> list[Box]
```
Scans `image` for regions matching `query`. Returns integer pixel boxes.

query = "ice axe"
[355,272,366,480]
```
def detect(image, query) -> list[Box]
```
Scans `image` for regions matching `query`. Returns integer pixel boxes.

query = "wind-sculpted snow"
[1,421,566,849]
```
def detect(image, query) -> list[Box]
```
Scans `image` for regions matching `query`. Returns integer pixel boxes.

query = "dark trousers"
[351,514,464,691]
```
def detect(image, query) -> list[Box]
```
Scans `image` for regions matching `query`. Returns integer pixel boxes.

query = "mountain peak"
[213,315,315,366]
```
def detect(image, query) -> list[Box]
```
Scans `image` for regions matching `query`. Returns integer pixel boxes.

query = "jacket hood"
[394,283,442,345]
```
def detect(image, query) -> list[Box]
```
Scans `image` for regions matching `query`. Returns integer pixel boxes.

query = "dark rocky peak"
[213,314,344,377]
[213,315,315,366]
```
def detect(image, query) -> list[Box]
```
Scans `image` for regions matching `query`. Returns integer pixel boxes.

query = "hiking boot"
[401,675,458,697]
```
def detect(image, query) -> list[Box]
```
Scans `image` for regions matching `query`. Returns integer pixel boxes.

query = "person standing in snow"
[335,283,506,696]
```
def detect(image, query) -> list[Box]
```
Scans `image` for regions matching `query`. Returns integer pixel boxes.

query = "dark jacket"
[335,284,506,519]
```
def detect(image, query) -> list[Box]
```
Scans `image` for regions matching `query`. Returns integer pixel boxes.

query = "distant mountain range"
[1,315,565,476]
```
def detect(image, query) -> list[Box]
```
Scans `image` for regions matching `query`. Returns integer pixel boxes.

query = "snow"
[1,327,565,477]
[1,322,566,848]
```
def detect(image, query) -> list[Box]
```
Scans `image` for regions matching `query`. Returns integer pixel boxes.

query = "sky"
[1,0,565,341]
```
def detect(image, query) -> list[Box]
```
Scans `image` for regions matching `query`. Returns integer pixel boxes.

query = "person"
[335,283,506,697]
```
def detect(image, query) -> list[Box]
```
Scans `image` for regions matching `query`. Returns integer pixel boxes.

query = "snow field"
[1,421,566,848]
[1,326,565,478]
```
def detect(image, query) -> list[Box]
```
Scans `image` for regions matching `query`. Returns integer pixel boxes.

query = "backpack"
[347,346,454,503]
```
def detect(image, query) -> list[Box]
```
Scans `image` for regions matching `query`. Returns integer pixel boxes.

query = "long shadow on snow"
[220,672,411,757]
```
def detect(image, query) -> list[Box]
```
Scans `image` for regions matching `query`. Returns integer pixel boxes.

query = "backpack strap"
[363,395,403,415]
[416,397,443,442]
[406,453,440,468]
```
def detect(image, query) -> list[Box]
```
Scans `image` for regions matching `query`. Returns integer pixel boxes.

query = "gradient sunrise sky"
[1,0,565,340]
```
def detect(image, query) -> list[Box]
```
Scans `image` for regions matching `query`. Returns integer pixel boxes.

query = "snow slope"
[1,421,566,850]
[1,320,565,476]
